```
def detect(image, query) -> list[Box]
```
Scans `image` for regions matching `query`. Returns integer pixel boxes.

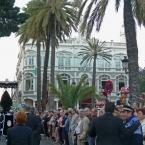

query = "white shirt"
[75,120,81,134]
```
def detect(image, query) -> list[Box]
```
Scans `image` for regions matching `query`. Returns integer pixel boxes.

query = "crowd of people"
[1,101,145,145]
[41,103,145,145]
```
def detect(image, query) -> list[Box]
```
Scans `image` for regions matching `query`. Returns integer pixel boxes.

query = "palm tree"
[17,0,52,111]
[50,75,97,109]
[77,0,145,105]
[79,38,111,107]
[36,0,77,110]
[17,14,45,111]
[48,0,77,108]
[23,0,51,111]
[24,0,77,111]
[79,38,111,87]
[72,0,82,8]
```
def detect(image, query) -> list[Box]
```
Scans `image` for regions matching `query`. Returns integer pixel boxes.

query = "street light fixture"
[121,56,129,73]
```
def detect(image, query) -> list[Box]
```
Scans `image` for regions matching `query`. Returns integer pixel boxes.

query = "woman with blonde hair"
[7,111,32,145]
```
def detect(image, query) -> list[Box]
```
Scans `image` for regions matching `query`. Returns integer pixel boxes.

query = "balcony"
[54,66,124,73]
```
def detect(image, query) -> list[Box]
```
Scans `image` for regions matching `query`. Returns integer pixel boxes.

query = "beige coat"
[78,116,90,145]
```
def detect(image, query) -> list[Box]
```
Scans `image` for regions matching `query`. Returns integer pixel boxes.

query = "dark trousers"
[64,131,69,145]
[58,127,63,143]
[74,134,78,145]
[33,139,40,145]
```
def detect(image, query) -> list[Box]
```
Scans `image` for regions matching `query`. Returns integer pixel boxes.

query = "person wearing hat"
[120,105,143,145]
[88,102,141,145]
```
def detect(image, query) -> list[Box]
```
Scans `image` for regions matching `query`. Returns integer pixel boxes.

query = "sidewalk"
[0,135,55,145]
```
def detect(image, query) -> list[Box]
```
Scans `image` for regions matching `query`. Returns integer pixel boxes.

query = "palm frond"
[77,0,88,25]
[80,0,95,35]
[95,0,109,31]
[71,75,88,99]
[115,0,121,11]
[78,38,111,68]
[78,86,96,101]
[132,0,145,26]
[51,75,96,108]
[56,75,65,95]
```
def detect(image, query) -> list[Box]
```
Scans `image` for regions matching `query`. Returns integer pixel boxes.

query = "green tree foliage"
[77,0,145,38]
[0,90,12,111]
[17,4,45,111]
[79,38,111,86]
[22,0,78,111]
[50,75,97,109]
[0,0,27,37]
[77,0,145,105]
[139,68,145,93]
[139,78,145,93]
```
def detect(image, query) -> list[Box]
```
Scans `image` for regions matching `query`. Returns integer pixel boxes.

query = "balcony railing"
[54,66,124,72]
[22,64,124,73]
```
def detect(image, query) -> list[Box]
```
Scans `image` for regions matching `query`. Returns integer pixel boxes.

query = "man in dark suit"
[7,111,32,145]
[24,106,41,145]
[88,102,140,145]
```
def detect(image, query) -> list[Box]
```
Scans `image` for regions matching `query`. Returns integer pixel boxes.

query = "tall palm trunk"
[50,19,56,86]
[92,54,97,107]
[50,18,56,110]
[42,36,51,111]
[124,0,140,105]
[36,41,41,111]
[92,55,97,86]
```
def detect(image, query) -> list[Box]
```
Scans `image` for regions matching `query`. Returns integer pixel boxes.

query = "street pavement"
[0,135,55,145]
[41,136,56,145]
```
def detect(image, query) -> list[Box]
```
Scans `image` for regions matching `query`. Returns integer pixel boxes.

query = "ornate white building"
[16,31,128,106]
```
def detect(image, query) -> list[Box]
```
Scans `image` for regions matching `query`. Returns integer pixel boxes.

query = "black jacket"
[7,125,32,145]
[25,113,41,145]
[88,113,139,145]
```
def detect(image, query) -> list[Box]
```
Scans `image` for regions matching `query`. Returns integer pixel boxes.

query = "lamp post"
[121,56,129,73]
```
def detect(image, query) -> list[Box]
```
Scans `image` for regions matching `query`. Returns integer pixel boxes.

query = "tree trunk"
[42,37,50,111]
[50,19,56,110]
[50,31,56,86]
[92,54,97,107]
[92,55,97,86]
[36,41,42,112]
[124,0,140,106]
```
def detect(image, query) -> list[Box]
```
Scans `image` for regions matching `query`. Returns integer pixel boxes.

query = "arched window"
[99,75,110,91]
[116,75,127,92]
[24,73,34,91]
[60,74,71,85]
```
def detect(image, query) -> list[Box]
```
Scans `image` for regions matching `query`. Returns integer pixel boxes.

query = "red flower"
[104,80,113,96]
